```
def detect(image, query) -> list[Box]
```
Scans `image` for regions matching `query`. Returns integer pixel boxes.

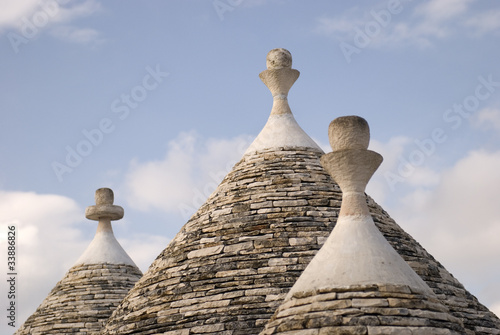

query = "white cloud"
[1,0,102,48]
[490,301,500,318]
[395,0,474,44]
[301,134,500,307]
[123,131,254,220]
[312,2,443,49]
[367,136,433,202]
[51,0,101,24]
[0,0,41,29]
[384,149,500,311]
[1,0,101,29]
[314,17,359,36]
[313,0,500,49]
[119,234,170,272]
[370,136,411,169]
[124,131,198,212]
[465,9,500,35]
[414,0,473,22]
[313,7,364,37]
[478,282,500,318]
[0,191,85,331]
[355,133,500,315]
[471,107,500,131]
[50,25,103,44]
[0,190,172,332]
[376,0,474,47]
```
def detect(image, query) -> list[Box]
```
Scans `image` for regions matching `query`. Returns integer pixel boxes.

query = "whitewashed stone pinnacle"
[75,188,137,266]
[260,116,466,334]
[244,48,321,154]
[287,116,432,297]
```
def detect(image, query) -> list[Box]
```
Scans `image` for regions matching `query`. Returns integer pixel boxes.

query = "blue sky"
[1,0,500,332]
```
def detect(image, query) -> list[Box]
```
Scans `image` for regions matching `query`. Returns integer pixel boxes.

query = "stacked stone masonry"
[260,284,466,335]
[15,263,142,335]
[102,147,500,335]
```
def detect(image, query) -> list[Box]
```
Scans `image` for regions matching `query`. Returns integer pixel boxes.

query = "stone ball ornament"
[266,48,293,70]
[328,115,370,152]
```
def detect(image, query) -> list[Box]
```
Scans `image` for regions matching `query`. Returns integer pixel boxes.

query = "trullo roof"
[15,188,142,335]
[259,116,466,334]
[102,49,500,335]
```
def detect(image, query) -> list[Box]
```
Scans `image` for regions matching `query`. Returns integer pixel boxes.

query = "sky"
[0,0,499,332]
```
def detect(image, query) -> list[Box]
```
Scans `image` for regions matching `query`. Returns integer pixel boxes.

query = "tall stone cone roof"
[16,188,142,335]
[260,116,466,334]
[102,49,500,335]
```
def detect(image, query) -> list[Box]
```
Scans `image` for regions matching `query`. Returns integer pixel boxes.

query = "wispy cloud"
[50,25,104,44]
[124,131,199,213]
[471,107,500,131]
[373,146,500,315]
[313,7,365,37]
[414,0,473,22]
[2,0,103,52]
[367,136,442,202]
[314,0,499,51]
[1,0,101,30]
[0,0,42,29]
[390,0,474,44]
[465,9,500,36]
[51,0,101,24]
[123,131,254,219]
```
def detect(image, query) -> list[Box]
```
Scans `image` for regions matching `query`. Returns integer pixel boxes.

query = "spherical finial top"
[95,188,114,205]
[266,48,292,70]
[328,116,370,152]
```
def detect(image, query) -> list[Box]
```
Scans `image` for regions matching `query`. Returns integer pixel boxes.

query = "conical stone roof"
[16,188,142,335]
[260,116,467,334]
[101,49,500,335]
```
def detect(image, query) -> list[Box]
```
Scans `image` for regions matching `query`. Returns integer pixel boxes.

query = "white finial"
[322,116,381,203]
[259,48,299,110]
[243,48,321,155]
[75,188,136,266]
[285,116,432,298]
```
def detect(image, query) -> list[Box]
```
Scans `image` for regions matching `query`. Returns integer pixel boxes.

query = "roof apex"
[244,49,322,155]
[75,188,137,267]
[287,116,432,298]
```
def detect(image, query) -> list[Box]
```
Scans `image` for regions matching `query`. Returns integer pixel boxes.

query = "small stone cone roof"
[15,188,142,335]
[260,116,466,334]
[102,49,500,335]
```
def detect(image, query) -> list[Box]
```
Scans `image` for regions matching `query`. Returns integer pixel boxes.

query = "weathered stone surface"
[260,285,467,334]
[268,120,463,335]
[100,145,500,335]
[15,263,142,335]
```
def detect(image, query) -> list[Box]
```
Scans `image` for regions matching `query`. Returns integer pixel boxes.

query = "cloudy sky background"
[0,0,499,332]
